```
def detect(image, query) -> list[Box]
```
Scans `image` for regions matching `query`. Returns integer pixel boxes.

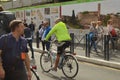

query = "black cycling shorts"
[57,41,71,55]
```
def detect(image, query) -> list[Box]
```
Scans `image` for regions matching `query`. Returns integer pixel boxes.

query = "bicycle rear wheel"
[40,52,52,72]
[62,54,79,78]
[31,69,40,80]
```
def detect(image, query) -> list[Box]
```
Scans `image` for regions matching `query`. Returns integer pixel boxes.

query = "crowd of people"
[0,15,119,79]
[88,20,118,54]
[0,17,72,79]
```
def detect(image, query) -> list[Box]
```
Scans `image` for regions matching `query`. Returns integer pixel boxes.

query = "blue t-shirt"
[0,33,28,70]
[42,26,51,40]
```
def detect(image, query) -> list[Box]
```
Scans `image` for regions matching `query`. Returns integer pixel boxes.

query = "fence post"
[70,33,74,53]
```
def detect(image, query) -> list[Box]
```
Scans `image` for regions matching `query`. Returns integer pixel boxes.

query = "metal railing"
[85,34,120,61]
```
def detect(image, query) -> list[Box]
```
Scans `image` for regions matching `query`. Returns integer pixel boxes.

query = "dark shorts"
[57,41,71,55]
[4,69,27,80]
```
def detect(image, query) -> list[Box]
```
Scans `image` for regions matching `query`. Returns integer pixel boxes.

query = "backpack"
[110,28,117,37]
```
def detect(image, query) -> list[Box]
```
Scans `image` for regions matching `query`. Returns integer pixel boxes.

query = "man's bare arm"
[24,53,31,80]
[24,54,30,71]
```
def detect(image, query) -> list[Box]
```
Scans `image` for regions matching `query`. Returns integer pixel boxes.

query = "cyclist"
[45,18,71,71]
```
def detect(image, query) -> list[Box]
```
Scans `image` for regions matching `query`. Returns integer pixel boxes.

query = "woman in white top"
[106,20,115,51]
[96,21,104,49]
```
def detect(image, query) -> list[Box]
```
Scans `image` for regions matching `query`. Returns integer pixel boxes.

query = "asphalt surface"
[29,51,120,80]
[31,42,120,69]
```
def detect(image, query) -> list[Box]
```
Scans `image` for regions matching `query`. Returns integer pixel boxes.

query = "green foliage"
[82,11,89,14]
[103,14,110,26]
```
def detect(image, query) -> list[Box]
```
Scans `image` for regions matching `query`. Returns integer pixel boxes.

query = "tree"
[71,10,76,24]
[72,10,75,20]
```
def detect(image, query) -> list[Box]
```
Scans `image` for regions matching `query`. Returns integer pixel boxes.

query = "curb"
[33,47,120,70]
[76,55,120,69]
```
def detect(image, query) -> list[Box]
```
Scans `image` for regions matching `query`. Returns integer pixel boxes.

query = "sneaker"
[58,65,62,69]
[50,67,57,72]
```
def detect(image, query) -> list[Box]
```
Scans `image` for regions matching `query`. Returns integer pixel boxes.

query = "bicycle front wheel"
[40,52,52,72]
[62,54,79,78]
[31,69,40,80]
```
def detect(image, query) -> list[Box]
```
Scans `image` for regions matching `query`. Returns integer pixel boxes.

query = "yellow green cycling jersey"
[45,21,71,42]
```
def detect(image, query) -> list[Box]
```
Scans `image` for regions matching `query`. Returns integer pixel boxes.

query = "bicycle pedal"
[50,67,57,72]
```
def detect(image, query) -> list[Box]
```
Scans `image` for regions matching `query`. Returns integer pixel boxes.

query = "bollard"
[36,31,39,48]
[104,35,107,60]
[85,34,90,57]
[85,34,88,57]
[104,35,110,61]
[106,35,110,61]
[88,34,90,57]
[70,33,74,53]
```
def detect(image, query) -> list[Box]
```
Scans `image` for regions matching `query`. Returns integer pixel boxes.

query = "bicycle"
[30,59,40,80]
[40,41,79,79]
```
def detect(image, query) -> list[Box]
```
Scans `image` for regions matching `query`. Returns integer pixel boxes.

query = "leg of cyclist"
[53,54,60,71]
[51,42,63,71]
[52,41,70,71]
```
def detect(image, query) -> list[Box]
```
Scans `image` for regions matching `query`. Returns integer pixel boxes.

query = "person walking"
[23,19,28,28]
[38,25,45,50]
[24,25,34,59]
[29,21,35,40]
[106,20,117,51]
[89,21,99,53]
[0,20,31,80]
[45,18,71,71]
[96,20,104,44]
[38,21,44,30]
[41,20,51,51]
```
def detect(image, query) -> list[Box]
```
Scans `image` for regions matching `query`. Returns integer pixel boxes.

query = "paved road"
[29,52,120,80]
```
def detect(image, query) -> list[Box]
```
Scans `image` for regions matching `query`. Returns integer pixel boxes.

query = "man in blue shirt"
[42,20,51,51]
[0,20,31,80]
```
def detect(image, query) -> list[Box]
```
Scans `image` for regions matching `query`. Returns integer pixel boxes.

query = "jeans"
[41,41,50,51]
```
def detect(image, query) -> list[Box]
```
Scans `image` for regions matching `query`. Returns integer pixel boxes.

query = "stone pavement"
[31,42,120,69]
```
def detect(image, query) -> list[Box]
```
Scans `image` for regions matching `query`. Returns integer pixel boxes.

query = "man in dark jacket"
[29,21,35,40]
[24,25,34,59]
